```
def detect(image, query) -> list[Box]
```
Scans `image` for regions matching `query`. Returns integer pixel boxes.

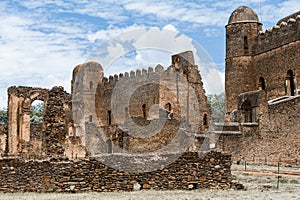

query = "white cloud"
[0,0,294,108]
[86,23,224,95]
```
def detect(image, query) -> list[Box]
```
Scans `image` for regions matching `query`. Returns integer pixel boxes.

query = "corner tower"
[225,6,262,119]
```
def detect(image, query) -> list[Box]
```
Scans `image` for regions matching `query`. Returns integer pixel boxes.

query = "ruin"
[0,5,299,192]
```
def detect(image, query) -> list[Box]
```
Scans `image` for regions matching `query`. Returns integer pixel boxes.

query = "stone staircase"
[209,122,242,135]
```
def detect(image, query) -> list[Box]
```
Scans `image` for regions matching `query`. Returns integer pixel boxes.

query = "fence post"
[244,160,247,171]
[277,161,280,190]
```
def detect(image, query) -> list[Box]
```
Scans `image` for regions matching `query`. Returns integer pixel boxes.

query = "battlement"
[99,64,182,88]
[255,14,300,54]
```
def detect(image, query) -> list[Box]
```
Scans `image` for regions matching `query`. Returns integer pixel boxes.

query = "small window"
[244,36,249,54]
[108,110,112,125]
[89,81,93,90]
[165,103,172,112]
[203,113,208,126]
[89,115,93,123]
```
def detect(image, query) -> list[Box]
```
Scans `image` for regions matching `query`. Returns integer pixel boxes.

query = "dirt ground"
[0,164,299,200]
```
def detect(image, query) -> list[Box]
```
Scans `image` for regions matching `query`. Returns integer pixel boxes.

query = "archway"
[30,100,44,124]
[30,100,44,142]
[241,100,252,123]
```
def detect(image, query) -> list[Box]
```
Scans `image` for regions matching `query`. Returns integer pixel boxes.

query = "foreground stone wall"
[0,152,231,192]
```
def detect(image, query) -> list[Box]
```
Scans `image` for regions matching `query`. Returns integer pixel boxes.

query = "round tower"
[225,6,262,119]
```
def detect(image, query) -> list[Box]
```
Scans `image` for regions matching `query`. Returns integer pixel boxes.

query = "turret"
[225,6,262,119]
[226,6,262,57]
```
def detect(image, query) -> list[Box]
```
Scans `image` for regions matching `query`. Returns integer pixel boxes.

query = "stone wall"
[0,152,232,192]
[219,96,300,165]
[253,41,300,100]
[43,86,72,157]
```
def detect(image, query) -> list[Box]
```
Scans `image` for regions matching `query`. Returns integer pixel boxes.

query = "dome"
[228,6,260,24]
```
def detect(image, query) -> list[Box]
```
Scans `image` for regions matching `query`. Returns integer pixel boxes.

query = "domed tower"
[225,6,262,119]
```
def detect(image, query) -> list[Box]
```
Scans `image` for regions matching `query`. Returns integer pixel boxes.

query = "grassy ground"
[0,164,299,200]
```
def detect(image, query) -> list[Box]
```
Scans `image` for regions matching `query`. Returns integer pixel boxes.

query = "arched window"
[244,36,249,54]
[241,100,252,123]
[89,115,93,123]
[142,104,147,119]
[286,70,295,96]
[258,77,266,91]
[30,100,44,124]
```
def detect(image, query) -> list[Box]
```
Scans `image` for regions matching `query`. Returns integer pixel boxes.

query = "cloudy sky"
[0,0,299,108]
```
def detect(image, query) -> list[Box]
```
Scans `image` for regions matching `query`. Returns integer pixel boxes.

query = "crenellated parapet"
[255,15,300,54]
[98,64,185,90]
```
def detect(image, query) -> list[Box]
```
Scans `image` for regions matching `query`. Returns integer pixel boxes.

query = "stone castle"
[220,6,300,164]
[0,6,298,192]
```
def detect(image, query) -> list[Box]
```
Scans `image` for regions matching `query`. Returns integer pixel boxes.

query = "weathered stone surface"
[0,152,232,192]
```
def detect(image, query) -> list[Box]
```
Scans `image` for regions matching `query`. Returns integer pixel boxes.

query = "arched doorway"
[286,70,295,96]
[241,100,252,123]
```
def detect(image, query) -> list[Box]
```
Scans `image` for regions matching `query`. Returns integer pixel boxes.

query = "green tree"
[0,108,7,124]
[30,102,44,124]
[207,93,225,122]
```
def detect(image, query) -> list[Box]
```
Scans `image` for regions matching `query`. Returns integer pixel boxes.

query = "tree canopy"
[207,93,225,122]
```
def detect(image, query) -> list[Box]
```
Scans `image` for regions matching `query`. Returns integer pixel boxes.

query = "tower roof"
[228,6,260,25]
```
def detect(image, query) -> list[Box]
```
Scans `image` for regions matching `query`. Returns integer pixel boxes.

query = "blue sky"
[0,0,299,107]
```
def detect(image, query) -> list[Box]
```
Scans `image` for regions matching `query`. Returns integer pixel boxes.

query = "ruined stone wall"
[7,86,49,156]
[0,152,232,192]
[43,86,72,157]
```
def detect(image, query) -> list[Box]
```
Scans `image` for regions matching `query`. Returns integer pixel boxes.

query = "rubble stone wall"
[0,152,232,192]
